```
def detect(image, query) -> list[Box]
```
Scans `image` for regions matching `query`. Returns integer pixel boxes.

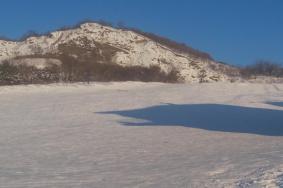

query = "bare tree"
[198,69,207,83]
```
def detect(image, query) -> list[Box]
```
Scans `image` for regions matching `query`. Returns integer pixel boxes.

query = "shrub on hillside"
[0,61,61,85]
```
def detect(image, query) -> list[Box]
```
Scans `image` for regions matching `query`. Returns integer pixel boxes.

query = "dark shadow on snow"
[98,103,283,136]
[267,102,283,108]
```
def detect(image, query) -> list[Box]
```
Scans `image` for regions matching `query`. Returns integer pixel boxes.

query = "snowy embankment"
[0,82,283,188]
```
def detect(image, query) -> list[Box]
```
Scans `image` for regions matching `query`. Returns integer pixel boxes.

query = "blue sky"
[0,0,282,66]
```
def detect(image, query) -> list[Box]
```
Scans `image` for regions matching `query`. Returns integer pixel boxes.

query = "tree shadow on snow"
[98,103,283,136]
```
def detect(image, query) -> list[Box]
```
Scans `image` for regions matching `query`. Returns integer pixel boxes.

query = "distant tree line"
[240,60,283,78]
[0,57,179,86]
[59,55,179,83]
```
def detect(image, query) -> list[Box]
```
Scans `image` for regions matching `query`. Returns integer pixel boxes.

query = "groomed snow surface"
[0,82,283,188]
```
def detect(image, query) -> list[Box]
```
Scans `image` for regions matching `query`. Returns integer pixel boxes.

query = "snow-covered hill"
[0,22,238,82]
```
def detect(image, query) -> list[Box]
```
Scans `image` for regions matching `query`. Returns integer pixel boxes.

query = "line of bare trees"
[0,57,179,86]
[240,60,283,78]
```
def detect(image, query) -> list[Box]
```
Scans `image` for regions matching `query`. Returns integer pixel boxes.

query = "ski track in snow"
[0,82,283,188]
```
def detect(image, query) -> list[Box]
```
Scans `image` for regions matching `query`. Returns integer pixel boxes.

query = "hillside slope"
[0,23,238,83]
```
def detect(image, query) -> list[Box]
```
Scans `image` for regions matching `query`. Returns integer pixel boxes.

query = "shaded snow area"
[0,82,283,188]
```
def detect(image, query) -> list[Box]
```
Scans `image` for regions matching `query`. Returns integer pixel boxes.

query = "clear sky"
[0,0,282,66]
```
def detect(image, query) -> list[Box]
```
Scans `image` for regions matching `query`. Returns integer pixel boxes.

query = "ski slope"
[0,82,283,187]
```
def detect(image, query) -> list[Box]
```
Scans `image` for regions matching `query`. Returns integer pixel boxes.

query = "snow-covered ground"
[0,82,283,188]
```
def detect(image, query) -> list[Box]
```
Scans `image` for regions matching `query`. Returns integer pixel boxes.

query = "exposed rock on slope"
[0,22,238,83]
